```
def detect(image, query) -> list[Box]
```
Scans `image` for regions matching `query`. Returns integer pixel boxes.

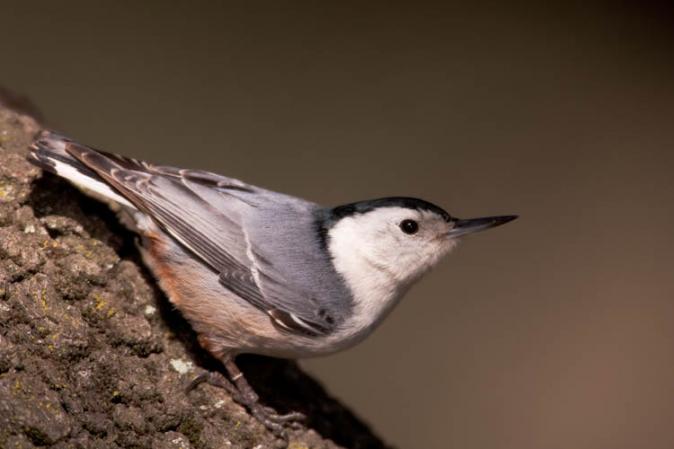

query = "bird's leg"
[187,353,305,436]
[222,355,306,430]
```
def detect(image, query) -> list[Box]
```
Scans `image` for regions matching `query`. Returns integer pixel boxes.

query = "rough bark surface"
[0,102,389,449]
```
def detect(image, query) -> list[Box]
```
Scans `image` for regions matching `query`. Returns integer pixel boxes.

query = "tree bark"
[0,100,389,449]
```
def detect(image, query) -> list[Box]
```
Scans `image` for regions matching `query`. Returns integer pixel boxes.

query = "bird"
[29,130,517,435]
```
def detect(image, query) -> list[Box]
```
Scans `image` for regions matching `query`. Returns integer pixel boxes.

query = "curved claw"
[261,406,307,424]
[250,405,287,437]
[186,371,243,402]
[185,372,209,393]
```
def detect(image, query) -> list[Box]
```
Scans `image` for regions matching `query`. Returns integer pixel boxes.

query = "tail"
[29,131,135,209]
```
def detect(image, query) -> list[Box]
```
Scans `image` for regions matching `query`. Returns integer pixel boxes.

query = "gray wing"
[58,136,344,336]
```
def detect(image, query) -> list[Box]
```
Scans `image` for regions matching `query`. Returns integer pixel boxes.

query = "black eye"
[400,219,419,235]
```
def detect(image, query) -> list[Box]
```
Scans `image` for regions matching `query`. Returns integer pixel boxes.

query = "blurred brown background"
[3,2,674,448]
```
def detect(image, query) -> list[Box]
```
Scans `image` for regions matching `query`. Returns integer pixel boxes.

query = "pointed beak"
[447,215,518,237]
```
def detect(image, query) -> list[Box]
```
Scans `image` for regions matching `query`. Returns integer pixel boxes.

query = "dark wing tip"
[268,309,330,337]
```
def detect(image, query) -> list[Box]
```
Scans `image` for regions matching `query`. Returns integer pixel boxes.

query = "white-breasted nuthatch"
[29,131,517,435]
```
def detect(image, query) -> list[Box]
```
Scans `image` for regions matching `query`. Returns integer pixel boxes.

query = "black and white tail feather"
[29,132,136,209]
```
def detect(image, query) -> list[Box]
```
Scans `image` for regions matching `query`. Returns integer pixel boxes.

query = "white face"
[325,206,458,346]
[328,207,457,288]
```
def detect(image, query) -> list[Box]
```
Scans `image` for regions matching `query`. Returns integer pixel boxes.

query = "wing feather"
[60,135,337,336]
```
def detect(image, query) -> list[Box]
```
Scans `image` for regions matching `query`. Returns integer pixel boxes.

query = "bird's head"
[324,197,517,292]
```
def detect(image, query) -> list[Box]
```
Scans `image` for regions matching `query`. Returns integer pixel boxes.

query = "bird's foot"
[187,369,305,437]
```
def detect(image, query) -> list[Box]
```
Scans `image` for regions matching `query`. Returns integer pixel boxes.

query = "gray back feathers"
[30,131,353,337]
